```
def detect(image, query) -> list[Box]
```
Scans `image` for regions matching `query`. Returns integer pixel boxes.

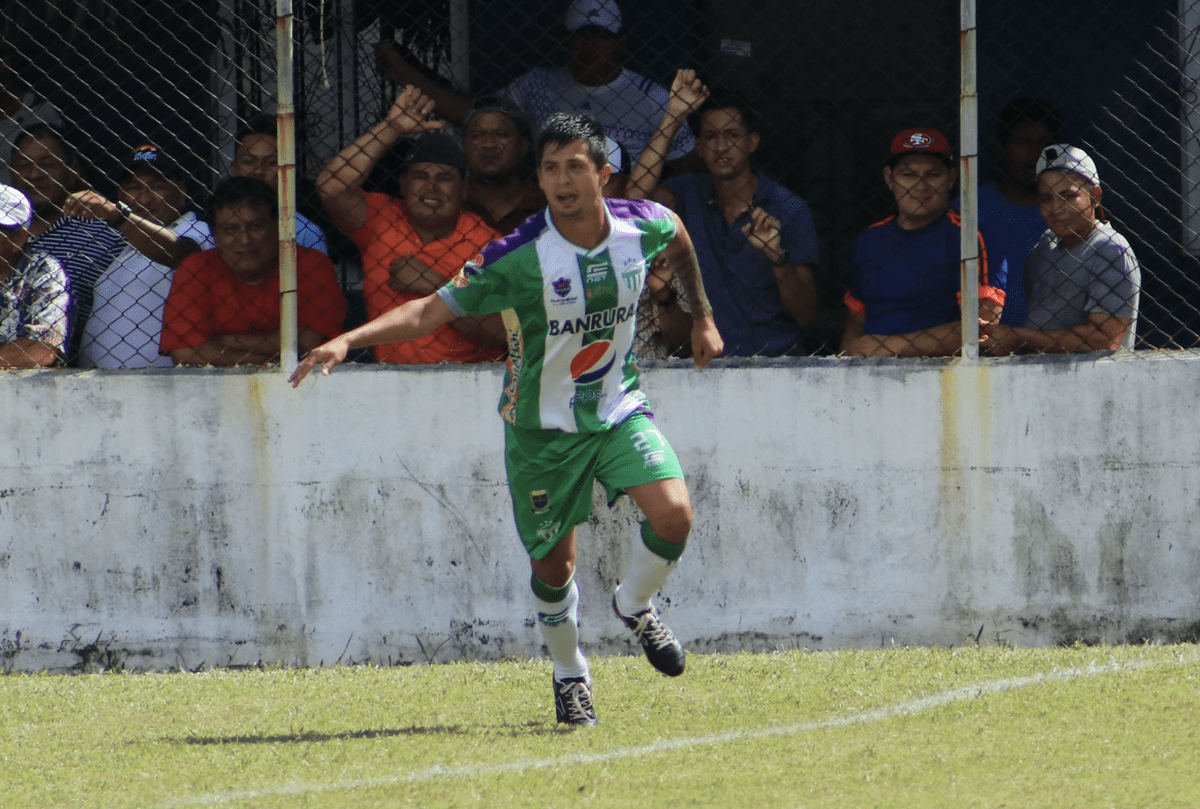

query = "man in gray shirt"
[984,144,1140,354]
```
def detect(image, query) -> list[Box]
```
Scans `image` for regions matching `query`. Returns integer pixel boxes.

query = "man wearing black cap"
[73,143,214,368]
[319,86,505,364]
[461,95,545,235]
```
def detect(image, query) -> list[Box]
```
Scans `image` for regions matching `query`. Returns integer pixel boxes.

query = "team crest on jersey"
[903,132,933,149]
[570,340,615,385]
[553,276,572,297]
[531,489,550,513]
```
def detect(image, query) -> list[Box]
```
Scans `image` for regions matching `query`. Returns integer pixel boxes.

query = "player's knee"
[650,500,692,544]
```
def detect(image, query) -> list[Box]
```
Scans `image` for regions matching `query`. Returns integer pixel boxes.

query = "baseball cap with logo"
[565,0,622,34]
[1036,144,1100,187]
[890,128,952,158]
[120,144,186,182]
[0,184,33,229]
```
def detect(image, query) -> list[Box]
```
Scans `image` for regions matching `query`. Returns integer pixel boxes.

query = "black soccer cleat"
[554,674,598,726]
[612,594,686,677]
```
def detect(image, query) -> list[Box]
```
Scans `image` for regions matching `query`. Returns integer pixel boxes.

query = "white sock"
[534,579,589,680]
[615,538,675,616]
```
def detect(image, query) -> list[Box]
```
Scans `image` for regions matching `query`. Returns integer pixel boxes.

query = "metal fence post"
[277,0,299,373]
[960,0,980,361]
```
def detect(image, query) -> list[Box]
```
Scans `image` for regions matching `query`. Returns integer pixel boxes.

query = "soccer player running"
[291,102,723,727]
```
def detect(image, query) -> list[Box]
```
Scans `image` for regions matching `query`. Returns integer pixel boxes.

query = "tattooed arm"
[648,212,723,368]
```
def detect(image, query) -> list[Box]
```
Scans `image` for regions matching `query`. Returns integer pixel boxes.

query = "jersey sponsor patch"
[570,340,615,384]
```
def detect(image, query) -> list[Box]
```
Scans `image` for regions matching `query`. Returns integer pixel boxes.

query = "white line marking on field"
[156,653,1198,808]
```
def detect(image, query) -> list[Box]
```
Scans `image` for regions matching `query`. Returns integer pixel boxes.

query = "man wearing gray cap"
[0,184,68,367]
[376,0,695,172]
[319,86,505,364]
[984,144,1141,354]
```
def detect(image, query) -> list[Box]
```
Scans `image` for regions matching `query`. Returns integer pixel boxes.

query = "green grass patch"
[1,644,1197,808]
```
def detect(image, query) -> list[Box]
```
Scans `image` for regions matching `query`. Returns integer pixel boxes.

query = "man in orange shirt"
[160,177,347,366]
[318,87,506,364]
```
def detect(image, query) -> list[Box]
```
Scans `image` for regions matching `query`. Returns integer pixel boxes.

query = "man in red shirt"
[318,87,505,364]
[160,177,347,366]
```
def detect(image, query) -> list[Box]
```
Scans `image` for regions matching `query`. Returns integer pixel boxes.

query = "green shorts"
[505,412,685,559]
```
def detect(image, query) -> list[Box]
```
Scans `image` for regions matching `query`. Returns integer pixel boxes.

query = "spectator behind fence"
[66,144,213,369]
[841,128,1005,357]
[0,184,68,368]
[318,87,505,364]
[376,0,696,173]
[460,95,546,235]
[160,177,346,367]
[10,124,124,360]
[955,99,1062,327]
[627,75,819,357]
[0,38,62,186]
[230,114,328,254]
[984,145,1140,354]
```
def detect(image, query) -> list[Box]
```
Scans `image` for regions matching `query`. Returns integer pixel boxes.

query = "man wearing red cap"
[841,128,1005,357]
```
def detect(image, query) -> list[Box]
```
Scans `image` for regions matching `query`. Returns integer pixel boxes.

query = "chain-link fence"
[1,0,1197,369]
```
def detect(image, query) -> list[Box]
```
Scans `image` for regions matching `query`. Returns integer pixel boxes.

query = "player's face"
[463,112,527,180]
[212,201,278,284]
[884,154,956,230]
[538,139,611,222]
[697,108,759,180]
[10,136,75,211]
[1038,170,1100,248]
[232,134,279,193]
[402,161,466,235]
[119,170,186,226]
[999,121,1053,189]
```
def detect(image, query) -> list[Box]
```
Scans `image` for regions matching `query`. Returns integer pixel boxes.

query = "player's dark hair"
[536,112,608,170]
[995,98,1062,146]
[204,176,278,225]
[698,90,758,134]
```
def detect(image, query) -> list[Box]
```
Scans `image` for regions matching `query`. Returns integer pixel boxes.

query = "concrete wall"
[3,353,1199,673]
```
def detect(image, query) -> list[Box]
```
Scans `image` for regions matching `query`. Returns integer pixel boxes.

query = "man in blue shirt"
[231,115,328,254]
[627,75,819,356]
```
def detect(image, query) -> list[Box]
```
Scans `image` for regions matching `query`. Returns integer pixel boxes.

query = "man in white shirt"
[77,144,214,368]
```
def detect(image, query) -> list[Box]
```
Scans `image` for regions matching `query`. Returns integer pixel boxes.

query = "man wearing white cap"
[0,184,68,367]
[376,0,695,172]
[983,144,1141,354]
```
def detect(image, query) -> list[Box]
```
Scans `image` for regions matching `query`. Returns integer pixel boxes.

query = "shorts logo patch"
[536,520,562,541]
[570,340,615,385]
[531,489,550,513]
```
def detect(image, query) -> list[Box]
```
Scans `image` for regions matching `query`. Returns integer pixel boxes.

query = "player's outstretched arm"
[654,213,723,368]
[290,293,456,386]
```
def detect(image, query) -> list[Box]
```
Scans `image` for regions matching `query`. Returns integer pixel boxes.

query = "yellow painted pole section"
[959,0,979,361]
[276,1,299,373]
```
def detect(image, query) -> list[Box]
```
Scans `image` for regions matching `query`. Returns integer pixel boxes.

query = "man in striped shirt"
[10,124,123,361]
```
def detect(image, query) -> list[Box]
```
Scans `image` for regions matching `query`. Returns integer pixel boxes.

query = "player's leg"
[506,425,600,725]
[595,414,690,676]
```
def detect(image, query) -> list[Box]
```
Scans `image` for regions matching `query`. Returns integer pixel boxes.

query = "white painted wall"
[3,353,1198,673]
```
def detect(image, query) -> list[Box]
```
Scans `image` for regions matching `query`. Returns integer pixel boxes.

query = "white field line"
[156,652,1198,808]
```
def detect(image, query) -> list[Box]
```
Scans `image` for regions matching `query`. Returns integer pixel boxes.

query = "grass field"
[2,643,1197,808]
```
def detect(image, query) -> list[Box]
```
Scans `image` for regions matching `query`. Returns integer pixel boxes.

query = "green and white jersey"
[437,197,676,433]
